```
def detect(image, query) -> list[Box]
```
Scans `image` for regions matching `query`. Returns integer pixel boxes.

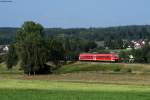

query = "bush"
[126,68,132,73]
[24,64,51,75]
[113,67,121,72]
[121,68,132,73]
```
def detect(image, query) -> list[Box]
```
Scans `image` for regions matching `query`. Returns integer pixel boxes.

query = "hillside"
[56,62,150,74]
[1,62,150,85]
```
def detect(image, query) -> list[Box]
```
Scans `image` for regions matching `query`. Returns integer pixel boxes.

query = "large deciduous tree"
[6,21,65,75]
[15,21,48,75]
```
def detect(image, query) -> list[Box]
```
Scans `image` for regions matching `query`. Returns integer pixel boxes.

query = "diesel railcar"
[79,53,120,62]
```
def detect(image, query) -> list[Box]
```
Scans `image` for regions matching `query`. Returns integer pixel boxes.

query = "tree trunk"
[28,72,31,76]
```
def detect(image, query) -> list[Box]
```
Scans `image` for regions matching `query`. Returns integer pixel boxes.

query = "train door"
[93,55,96,61]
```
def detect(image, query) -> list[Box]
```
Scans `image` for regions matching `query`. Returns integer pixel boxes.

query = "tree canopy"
[6,21,65,75]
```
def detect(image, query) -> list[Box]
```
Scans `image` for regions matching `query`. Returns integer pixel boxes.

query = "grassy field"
[0,79,150,100]
[56,62,150,74]
[0,62,150,100]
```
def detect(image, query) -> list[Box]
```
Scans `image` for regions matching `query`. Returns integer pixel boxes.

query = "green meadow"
[0,79,150,100]
[0,62,150,100]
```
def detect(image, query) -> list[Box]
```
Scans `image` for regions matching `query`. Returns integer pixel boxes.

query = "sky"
[0,0,150,28]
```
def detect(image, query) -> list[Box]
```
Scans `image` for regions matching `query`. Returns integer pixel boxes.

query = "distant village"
[130,40,146,49]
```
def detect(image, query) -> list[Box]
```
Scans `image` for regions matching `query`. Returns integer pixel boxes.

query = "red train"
[79,53,120,62]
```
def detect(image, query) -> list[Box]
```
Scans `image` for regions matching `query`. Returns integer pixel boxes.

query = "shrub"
[113,67,121,72]
[126,68,132,73]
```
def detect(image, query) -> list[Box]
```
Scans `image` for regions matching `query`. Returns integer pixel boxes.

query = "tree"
[84,41,97,52]
[6,44,18,69]
[132,49,145,63]
[48,39,65,69]
[64,37,71,52]
[119,51,129,63]
[6,21,66,75]
[15,21,49,75]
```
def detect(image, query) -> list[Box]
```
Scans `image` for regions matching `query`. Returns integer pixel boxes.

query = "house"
[0,45,9,56]
[131,40,145,49]
[3,45,9,51]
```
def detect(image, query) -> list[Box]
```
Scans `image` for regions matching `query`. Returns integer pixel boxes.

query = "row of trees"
[0,38,12,45]
[104,39,124,49]
[62,37,97,59]
[45,25,150,41]
[1,25,150,45]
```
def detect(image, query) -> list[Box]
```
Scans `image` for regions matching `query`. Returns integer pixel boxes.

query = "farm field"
[0,62,150,100]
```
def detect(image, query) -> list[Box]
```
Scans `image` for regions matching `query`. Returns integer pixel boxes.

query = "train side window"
[97,56,105,59]
[82,56,93,59]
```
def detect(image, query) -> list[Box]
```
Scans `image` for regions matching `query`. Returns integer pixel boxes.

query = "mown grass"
[0,79,150,100]
[1,89,150,100]
[56,62,150,74]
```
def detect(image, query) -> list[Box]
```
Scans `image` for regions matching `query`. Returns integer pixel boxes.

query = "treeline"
[5,21,97,75]
[0,37,13,45]
[46,25,150,41]
[1,25,150,45]
[60,37,97,60]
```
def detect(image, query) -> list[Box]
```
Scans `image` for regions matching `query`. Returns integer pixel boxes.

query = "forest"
[1,25,150,44]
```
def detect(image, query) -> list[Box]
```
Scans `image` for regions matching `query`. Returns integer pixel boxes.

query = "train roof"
[80,53,118,56]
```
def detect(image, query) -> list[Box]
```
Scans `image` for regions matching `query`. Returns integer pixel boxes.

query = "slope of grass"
[1,62,150,75]
[56,62,150,74]
[0,79,150,100]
